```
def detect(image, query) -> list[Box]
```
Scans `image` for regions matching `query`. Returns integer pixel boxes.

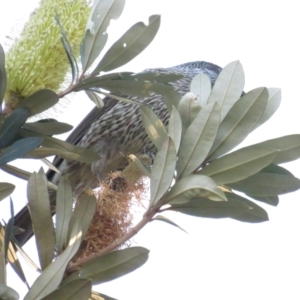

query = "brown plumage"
[14,61,222,245]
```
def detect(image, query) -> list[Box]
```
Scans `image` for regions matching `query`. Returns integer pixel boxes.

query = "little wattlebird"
[13,61,223,246]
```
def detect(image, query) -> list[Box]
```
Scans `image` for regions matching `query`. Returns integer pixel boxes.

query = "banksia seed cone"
[4,0,91,113]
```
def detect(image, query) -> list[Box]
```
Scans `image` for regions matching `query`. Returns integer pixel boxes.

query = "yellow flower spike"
[4,0,91,113]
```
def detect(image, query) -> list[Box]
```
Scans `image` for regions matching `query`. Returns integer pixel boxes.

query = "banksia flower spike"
[4,0,91,114]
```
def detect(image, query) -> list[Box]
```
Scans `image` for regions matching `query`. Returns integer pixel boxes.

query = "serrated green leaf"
[190,73,211,107]
[82,0,125,72]
[168,196,249,218]
[24,220,82,300]
[178,93,201,137]
[140,106,168,150]
[0,44,6,107]
[85,90,104,108]
[227,172,300,196]
[0,107,29,148]
[253,88,281,130]
[42,279,91,300]
[16,89,59,116]
[23,120,73,136]
[0,183,15,201]
[208,87,269,160]
[164,174,226,205]
[0,284,19,300]
[177,102,220,178]
[67,247,149,285]
[68,194,96,242]
[150,137,176,206]
[92,15,160,74]
[208,60,245,120]
[153,215,187,233]
[0,137,43,166]
[168,106,182,153]
[27,171,55,270]
[200,146,277,185]
[56,176,74,254]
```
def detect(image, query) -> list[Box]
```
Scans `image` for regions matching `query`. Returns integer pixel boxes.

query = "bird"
[13,61,223,246]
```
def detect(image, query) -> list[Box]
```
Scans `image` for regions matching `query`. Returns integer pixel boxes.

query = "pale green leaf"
[208,87,269,160]
[0,247,5,285]
[200,145,277,185]
[82,0,125,71]
[16,89,59,116]
[253,88,281,130]
[56,176,74,254]
[0,183,15,201]
[177,102,220,177]
[67,247,149,285]
[164,174,226,205]
[93,15,160,74]
[208,60,245,120]
[0,137,43,166]
[178,93,201,137]
[75,78,175,99]
[85,90,104,108]
[68,194,96,242]
[120,71,183,84]
[168,106,182,153]
[11,238,40,273]
[153,215,187,233]
[227,172,300,196]
[247,194,279,206]
[256,134,300,164]
[27,172,55,270]
[168,196,249,218]
[42,279,91,300]
[227,193,269,223]
[41,158,60,174]
[190,72,211,107]
[23,120,73,136]
[150,137,176,206]
[0,227,28,288]
[0,44,6,106]
[24,221,82,300]
[0,107,29,148]
[140,106,168,150]
[0,284,19,300]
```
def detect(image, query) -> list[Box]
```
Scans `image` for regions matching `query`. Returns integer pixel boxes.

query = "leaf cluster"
[142,60,300,226]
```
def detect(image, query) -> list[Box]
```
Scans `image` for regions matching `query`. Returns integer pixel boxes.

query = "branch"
[66,207,158,274]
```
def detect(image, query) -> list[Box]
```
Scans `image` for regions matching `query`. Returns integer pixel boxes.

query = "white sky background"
[1,0,300,299]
